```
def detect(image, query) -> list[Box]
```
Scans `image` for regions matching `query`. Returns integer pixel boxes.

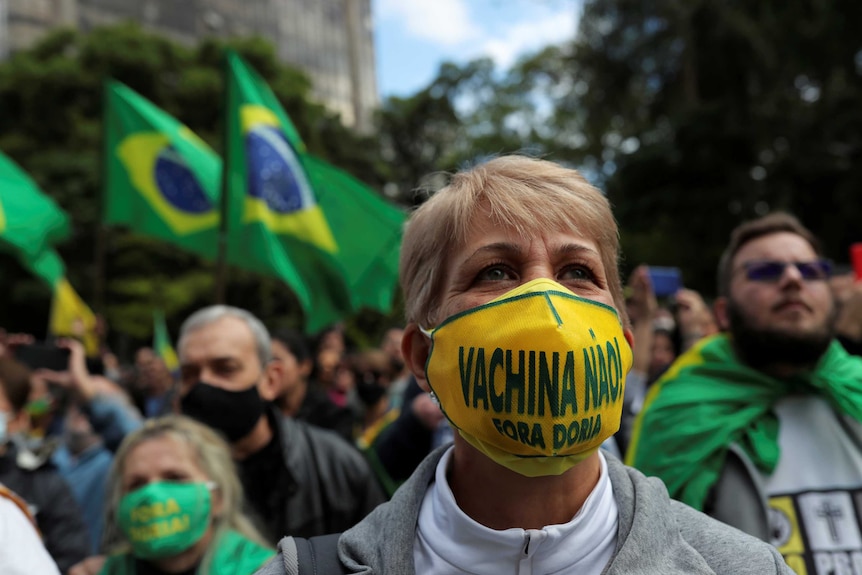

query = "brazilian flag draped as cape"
[626,333,862,510]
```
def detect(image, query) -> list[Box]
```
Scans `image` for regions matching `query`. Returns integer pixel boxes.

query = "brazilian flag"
[28,250,99,356]
[0,151,70,260]
[225,50,354,333]
[303,155,405,314]
[103,81,220,260]
[224,50,405,332]
[0,152,97,353]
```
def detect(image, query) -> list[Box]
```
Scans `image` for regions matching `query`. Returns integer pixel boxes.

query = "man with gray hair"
[177,305,385,542]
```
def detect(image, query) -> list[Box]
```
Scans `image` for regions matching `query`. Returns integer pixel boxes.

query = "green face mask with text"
[117,481,213,559]
[423,278,633,477]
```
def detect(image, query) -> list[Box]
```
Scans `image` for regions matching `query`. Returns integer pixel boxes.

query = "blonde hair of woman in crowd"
[85,415,273,575]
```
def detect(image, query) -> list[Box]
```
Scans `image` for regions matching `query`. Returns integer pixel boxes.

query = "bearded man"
[628,212,862,575]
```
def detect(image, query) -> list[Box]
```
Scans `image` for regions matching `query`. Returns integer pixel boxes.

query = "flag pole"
[214,49,231,304]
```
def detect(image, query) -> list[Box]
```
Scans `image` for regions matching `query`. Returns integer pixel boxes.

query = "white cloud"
[377,0,480,47]
[377,0,579,69]
[474,10,578,69]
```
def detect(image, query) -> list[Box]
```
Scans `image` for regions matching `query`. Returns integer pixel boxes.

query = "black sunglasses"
[741,260,832,282]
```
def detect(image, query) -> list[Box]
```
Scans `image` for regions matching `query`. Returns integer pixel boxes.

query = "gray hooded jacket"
[256,447,792,574]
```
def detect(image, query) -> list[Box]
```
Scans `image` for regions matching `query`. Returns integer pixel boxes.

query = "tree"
[568,0,862,290]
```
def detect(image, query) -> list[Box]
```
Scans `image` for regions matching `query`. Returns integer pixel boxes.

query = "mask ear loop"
[417,326,442,409]
[428,391,441,409]
[203,481,224,521]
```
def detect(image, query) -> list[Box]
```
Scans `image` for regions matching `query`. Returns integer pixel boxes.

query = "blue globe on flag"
[154,146,213,214]
[245,125,314,214]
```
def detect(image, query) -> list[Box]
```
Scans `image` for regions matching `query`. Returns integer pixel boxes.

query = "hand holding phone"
[22,339,98,402]
[646,266,683,298]
[0,331,35,360]
[14,343,71,372]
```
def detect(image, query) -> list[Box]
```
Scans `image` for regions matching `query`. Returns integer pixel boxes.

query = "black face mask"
[180,381,264,442]
[356,377,387,406]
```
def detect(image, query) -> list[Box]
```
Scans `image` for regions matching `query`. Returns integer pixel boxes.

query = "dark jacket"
[296,385,355,444]
[240,408,386,542]
[0,443,90,573]
[368,377,433,490]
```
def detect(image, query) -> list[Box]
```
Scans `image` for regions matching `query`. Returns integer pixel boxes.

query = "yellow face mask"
[423,278,633,477]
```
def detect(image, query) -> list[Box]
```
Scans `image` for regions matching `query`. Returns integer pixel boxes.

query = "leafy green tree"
[376,56,564,204]
[569,0,862,290]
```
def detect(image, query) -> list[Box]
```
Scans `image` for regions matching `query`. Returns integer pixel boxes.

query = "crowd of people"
[2,155,862,574]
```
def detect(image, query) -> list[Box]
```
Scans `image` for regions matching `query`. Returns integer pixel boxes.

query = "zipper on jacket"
[519,532,534,574]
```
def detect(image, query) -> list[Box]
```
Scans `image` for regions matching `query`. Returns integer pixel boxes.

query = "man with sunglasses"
[628,212,862,575]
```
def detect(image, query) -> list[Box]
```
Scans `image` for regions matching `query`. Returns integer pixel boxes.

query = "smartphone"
[646,266,683,297]
[851,243,862,280]
[14,343,70,371]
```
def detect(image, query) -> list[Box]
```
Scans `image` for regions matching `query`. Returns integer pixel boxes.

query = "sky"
[373,0,582,99]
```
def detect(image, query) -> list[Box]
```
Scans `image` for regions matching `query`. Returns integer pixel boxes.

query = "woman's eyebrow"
[554,243,600,258]
[461,242,524,264]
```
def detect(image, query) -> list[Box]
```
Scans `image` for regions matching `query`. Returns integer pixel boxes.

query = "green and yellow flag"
[303,155,405,313]
[0,151,70,259]
[103,80,221,260]
[224,51,404,332]
[0,152,96,353]
[225,50,352,333]
[24,246,99,356]
[152,311,179,371]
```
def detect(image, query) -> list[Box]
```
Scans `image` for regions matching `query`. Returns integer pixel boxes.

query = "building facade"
[0,0,378,131]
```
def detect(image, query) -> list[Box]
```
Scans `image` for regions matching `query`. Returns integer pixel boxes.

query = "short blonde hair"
[102,415,270,563]
[400,155,626,327]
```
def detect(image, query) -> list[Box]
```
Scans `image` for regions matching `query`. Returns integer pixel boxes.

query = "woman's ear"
[623,327,635,350]
[402,324,431,392]
[210,485,224,518]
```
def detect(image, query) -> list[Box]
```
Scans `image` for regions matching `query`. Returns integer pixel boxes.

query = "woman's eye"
[560,265,594,281]
[478,266,512,282]
[163,472,190,482]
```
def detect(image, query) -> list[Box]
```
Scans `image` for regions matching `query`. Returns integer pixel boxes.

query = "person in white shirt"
[0,483,60,575]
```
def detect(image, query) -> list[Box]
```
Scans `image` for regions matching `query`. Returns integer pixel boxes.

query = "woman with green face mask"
[70,415,273,575]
